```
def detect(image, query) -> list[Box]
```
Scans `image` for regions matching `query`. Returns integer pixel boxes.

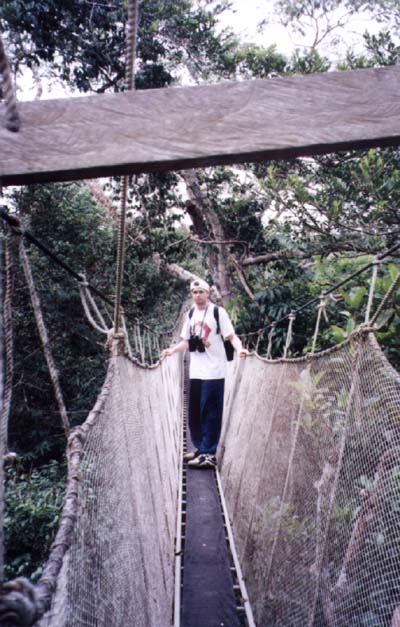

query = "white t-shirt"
[181,305,235,380]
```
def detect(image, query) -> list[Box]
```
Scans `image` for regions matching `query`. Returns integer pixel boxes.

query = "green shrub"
[4,459,66,582]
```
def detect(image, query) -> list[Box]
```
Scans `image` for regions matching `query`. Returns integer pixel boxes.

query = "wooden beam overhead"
[1,66,400,186]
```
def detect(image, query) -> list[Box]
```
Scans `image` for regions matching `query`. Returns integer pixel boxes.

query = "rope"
[370,270,400,326]
[0,235,14,455]
[252,240,400,340]
[311,295,326,355]
[0,208,173,336]
[283,313,296,359]
[266,322,276,360]
[365,257,380,323]
[113,0,139,333]
[254,324,375,364]
[255,328,263,353]
[0,36,20,132]
[19,239,70,437]
[121,313,133,359]
[79,278,110,335]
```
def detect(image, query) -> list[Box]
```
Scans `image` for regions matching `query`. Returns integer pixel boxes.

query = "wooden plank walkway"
[1,66,400,186]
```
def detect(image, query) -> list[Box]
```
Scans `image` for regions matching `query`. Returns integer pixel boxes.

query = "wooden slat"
[1,66,400,186]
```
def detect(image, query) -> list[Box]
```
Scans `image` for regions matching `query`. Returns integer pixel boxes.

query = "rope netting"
[0,342,183,626]
[220,331,400,627]
[0,293,400,625]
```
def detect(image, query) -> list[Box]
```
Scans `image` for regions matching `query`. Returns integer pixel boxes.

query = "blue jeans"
[188,379,225,455]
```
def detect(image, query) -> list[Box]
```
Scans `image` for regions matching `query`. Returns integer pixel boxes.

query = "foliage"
[0,0,240,92]
[4,459,66,582]
[2,0,400,594]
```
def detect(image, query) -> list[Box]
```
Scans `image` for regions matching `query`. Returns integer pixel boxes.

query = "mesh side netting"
[38,351,182,627]
[220,333,400,627]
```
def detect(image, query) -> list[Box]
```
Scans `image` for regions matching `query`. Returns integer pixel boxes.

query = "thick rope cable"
[266,322,276,360]
[0,209,174,337]
[0,235,14,456]
[0,233,5,587]
[369,269,400,327]
[84,278,109,330]
[0,36,20,132]
[364,257,380,323]
[0,360,117,626]
[113,0,139,334]
[311,295,326,355]
[121,313,134,359]
[283,312,296,358]
[251,240,400,341]
[19,239,70,437]
[79,279,110,335]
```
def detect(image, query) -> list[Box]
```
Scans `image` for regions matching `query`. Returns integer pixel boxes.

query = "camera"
[188,335,206,353]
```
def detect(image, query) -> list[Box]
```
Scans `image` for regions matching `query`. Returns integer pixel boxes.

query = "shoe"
[183,449,199,462]
[187,454,217,469]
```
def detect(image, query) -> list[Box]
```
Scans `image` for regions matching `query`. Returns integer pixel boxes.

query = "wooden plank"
[1,66,400,186]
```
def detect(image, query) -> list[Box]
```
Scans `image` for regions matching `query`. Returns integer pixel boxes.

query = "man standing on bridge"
[162,279,249,469]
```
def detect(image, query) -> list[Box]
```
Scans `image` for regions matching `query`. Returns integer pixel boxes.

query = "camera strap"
[188,305,234,361]
[189,305,209,338]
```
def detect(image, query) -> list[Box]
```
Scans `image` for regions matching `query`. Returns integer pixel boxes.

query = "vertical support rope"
[283,313,296,358]
[0,235,14,454]
[19,239,70,437]
[365,257,380,324]
[255,328,263,354]
[266,322,276,360]
[0,37,20,132]
[311,295,326,355]
[113,0,139,334]
[370,269,400,326]
[0,233,5,585]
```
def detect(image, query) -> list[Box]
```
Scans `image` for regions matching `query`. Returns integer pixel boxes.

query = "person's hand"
[202,338,211,348]
[161,347,174,358]
[239,348,250,357]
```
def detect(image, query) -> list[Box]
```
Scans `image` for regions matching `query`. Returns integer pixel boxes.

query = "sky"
[18,0,389,101]
[218,0,385,61]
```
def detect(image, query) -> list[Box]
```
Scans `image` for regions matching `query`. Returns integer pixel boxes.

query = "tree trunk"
[182,170,232,305]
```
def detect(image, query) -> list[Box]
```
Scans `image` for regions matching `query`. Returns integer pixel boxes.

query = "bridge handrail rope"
[251,239,400,342]
[0,36,20,132]
[311,295,327,355]
[0,208,176,336]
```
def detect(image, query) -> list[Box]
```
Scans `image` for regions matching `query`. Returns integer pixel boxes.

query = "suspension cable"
[258,240,400,337]
[113,0,139,334]
[0,207,172,336]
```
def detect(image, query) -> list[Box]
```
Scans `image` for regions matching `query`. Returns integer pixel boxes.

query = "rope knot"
[106,330,129,356]
[0,577,39,626]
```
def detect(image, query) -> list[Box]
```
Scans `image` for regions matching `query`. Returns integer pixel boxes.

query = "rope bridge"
[0,210,399,625]
[0,313,400,625]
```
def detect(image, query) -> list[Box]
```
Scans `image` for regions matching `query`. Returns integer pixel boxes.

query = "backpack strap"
[213,305,221,335]
[190,304,222,335]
